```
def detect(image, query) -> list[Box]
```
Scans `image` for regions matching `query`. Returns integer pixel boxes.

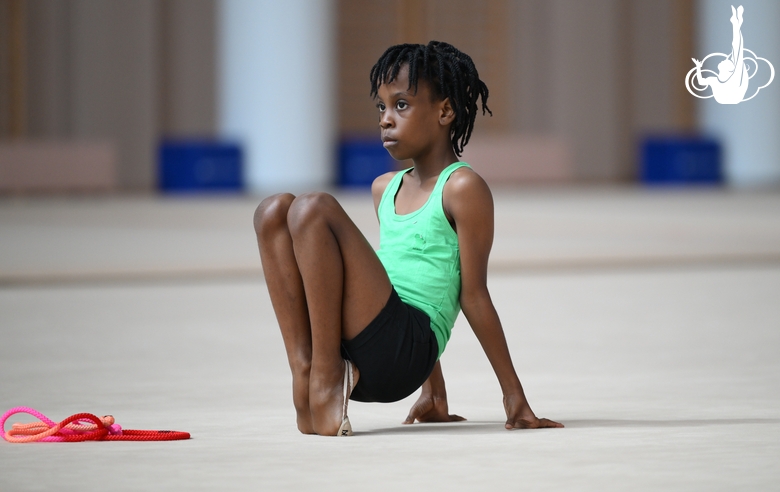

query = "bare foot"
[309,360,360,436]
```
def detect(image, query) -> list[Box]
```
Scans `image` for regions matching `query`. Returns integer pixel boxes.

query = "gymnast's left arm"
[445,170,563,430]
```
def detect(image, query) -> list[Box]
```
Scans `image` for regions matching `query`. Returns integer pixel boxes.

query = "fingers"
[505,417,564,430]
[402,400,430,424]
[402,407,423,424]
[403,412,467,424]
[403,397,466,424]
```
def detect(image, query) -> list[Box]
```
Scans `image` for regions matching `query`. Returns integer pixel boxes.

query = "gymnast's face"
[375,64,450,161]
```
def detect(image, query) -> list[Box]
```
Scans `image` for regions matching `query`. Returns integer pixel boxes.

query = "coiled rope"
[2,407,190,443]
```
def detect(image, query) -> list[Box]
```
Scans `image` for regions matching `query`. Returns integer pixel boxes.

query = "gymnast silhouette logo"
[685,5,774,104]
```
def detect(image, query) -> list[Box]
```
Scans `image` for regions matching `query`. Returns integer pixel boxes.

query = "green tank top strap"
[432,161,471,195]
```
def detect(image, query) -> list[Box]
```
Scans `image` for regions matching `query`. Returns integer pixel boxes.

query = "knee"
[287,192,337,236]
[289,353,312,378]
[253,193,296,237]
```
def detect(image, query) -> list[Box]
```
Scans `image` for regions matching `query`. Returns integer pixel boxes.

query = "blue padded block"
[641,136,722,184]
[338,139,395,187]
[159,140,243,192]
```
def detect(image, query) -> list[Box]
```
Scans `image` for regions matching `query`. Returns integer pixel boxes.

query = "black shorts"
[341,286,439,403]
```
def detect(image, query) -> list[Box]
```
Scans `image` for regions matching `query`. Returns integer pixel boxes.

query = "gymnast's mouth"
[382,136,398,147]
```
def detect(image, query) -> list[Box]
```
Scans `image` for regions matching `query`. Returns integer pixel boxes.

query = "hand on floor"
[403,394,465,424]
[503,393,564,430]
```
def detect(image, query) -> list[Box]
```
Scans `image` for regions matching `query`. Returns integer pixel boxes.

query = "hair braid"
[369,40,491,157]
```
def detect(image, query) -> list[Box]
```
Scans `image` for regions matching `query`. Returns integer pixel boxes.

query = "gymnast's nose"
[379,110,393,129]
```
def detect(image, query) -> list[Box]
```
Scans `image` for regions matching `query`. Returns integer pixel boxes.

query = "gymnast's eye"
[396,101,408,110]
[376,102,386,112]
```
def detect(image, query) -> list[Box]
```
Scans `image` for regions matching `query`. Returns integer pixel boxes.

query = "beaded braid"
[369,41,492,156]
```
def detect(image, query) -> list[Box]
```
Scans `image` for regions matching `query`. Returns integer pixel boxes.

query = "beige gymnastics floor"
[1,188,779,491]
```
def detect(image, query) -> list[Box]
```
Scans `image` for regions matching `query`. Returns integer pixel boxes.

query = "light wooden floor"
[1,188,779,491]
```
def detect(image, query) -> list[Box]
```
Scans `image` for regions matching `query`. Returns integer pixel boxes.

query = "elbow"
[460,287,492,316]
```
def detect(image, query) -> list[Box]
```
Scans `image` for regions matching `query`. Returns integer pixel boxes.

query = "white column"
[697,0,780,187]
[218,0,335,193]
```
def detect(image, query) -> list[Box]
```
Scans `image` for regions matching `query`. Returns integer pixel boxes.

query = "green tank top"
[376,161,470,358]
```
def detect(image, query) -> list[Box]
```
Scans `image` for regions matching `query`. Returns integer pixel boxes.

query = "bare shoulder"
[443,166,493,221]
[371,171,400,218]
[371,170,397,198]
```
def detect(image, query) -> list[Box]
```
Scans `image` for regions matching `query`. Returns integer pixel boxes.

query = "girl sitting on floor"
[253,41,563,436]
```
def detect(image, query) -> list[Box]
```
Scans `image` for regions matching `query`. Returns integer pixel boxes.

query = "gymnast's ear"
[439,98,455,126]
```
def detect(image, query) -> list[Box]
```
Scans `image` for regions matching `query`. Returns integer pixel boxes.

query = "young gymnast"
[253,40,563,436]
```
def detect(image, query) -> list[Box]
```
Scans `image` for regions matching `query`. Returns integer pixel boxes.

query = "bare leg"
[254,193,316,434]
[287,192,392,435]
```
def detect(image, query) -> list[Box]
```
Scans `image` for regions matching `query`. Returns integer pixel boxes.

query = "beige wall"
[2,0,694,190]
[1,0,216,191]
[68,0,159,189]
[158,0,217,138]
[338,0,694,181]
[0,0,28,138]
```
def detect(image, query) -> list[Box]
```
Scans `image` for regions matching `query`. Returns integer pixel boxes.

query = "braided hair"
[369,41,492,156]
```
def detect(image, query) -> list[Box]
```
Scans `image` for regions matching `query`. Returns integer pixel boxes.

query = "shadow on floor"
[562,418,780,428]
[359,421,545,436]
[360,418,780,436]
